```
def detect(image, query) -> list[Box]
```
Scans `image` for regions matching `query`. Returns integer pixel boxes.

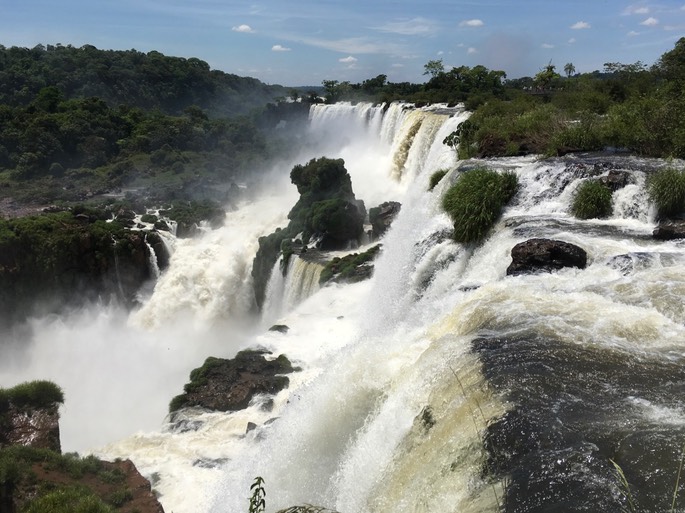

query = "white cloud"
[232,24,254,33]
[391,63,405,68]
[373,17,438,36]
[627,30,640,36]
[542,43,554,49]
[467,47,478,54]
[568,37,577,43]
[571,21,591,29]
[623,5,650,15]
[437,50,445,55]
[640,17,659,26]
[339,55,358,63]
[457,43,465,47]
[460,19,484,27]
[271,45,291,52]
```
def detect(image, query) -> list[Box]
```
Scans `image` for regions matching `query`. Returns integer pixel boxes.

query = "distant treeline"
[0,44,288,116]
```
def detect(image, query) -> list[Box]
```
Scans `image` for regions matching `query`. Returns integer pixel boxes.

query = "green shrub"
[23,487,115,513]
[647,167,685,219]
[0,380,64,412]
[442,168,518,243]
[428,169,448,191]
[571,180,613,219]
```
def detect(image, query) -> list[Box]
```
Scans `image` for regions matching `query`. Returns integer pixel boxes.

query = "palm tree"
[564,62,576,78]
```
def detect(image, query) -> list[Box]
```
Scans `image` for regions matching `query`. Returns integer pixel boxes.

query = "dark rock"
[0,404,61,452]
[246,422,257,433]
[606,252,654,275]
[146,232,170,271]
[269,324,289,334]
[169,350,298,413]
[653,219,685,240]
[506,238,587,276]
[369,201,401,240]
[598,170,631,191]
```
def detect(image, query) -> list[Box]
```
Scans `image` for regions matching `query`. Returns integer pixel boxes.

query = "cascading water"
[3,101,685,513]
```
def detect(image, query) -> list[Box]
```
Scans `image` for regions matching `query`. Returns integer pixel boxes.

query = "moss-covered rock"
[368,201,401,240]
[319,244,382,285]
[169,350,298,413]
[0,210,155,325]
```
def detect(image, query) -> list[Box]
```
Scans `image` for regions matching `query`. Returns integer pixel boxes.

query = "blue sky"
[2,0,685,86]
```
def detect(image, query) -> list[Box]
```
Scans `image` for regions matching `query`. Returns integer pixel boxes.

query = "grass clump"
[647,167,685,219]
[428,169,449,191]
[23,486,115,513]
[442,168,518,243]
[571,180,613,219]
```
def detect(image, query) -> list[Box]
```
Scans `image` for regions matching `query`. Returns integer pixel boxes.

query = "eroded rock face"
[1,404,61,452]
[506,238,587,276]
[170,350,297,413]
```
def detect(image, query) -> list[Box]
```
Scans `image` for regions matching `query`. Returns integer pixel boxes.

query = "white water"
[3,102,685,513]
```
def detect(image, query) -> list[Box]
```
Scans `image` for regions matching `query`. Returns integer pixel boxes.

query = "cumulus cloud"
[627,30,640,36]
[232,24,254,33]
[640,17,659,26]
[568,37,577,43]
[339,55,358,63]
[571,21,591,29]
[271,45,291,52]
[542,43,555,48]
[467,47,478,54]
[460,19,484,27]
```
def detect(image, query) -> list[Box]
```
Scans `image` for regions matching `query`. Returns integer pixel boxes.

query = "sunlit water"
[2,102,685,513]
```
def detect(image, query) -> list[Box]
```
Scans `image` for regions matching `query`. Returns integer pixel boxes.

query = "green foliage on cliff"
[0,380,64,412]
[571,180,613,219]
[647,167,685,219]
[319,244,382,285]
[442,168,519,243]
[0,446,137,513]
[428,169,449,191]
[252,157,365,308]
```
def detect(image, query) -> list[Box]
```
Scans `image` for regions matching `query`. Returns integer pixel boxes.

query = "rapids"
[2,102,685,513]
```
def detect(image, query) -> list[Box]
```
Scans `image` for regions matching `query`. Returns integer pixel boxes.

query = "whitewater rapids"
[3,102,685,513]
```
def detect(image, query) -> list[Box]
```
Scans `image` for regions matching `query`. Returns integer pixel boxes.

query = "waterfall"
[143,234,161,280]
[4,101,685,513]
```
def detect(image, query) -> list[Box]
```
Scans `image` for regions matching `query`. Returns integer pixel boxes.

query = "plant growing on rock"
[442,168,518,243]
[571,180,613,219]
[647,167,685,219]
[428,169,449,191]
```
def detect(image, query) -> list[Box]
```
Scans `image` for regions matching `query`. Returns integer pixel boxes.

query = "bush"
[571,180,613,219]
[0,380,64,411]
[442,168,518,243]
[428,169,448,191]
[647,167,685,219]
[23,487,115,513]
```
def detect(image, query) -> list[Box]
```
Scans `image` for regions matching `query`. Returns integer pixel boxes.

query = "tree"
[564,62,576,78]
[534,62,561,90]
[423,59,445,78]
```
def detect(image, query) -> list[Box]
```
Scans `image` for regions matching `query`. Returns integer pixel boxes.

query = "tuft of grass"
[428,169,449,191]
[647,167,685,220]
[571,180,613,219]
[248,476,266,513]
[441,168,518,243]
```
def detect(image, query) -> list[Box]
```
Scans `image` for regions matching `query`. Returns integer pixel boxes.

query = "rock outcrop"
[369,201,401,240]
[653,219,685,240]
[507,238,587,275]
[169,350,298,413]
[1,404,61,452]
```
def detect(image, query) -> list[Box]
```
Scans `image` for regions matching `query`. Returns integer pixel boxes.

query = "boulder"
[369,201,401,240]
[653,219,685,240]
[169,350,298,413]
[506,238,587,276]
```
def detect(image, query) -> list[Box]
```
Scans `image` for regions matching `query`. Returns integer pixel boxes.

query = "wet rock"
[606,252,654,275]
[506,238,587,275]
[169,350,298,413]
[653,219,685,240]
[598,170,631,191]
[1,404,61,452]
[269,324,289,334]
[369,201,401,240]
